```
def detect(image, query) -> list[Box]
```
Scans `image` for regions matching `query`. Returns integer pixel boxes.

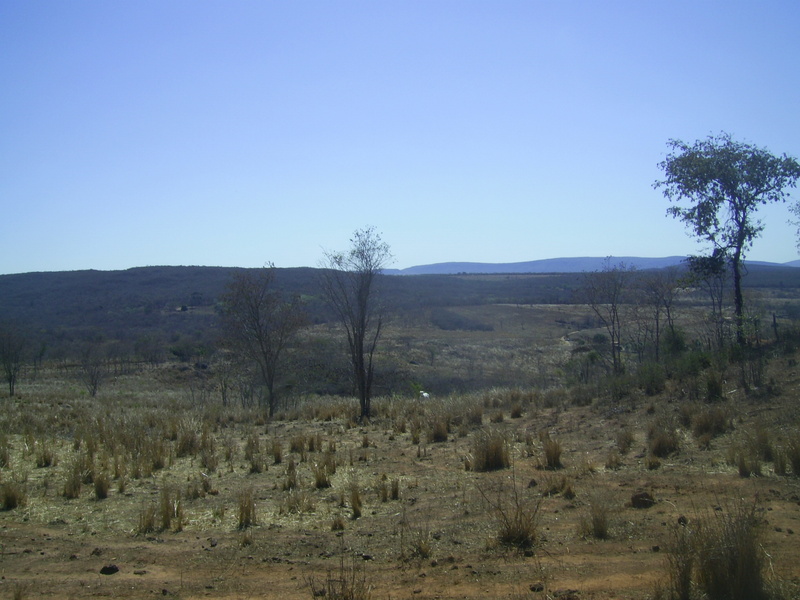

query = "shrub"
[470,430,510,472]
[705,370,725,402]
[638,362,666,396]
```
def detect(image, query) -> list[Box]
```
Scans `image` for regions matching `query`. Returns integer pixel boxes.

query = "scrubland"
[1,304,800,599]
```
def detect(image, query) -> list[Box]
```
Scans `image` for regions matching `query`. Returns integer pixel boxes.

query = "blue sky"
[2,1,800,274]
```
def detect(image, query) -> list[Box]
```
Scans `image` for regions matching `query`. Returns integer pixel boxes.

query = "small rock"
[99,564,119,575]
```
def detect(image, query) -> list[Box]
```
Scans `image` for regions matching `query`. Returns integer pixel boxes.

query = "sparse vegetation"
[0,264,799,598]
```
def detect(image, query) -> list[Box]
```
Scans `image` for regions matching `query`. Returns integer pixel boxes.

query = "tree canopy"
[655,132,800,344]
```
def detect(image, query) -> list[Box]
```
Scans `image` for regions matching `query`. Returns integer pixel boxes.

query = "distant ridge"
[385,256,799,275]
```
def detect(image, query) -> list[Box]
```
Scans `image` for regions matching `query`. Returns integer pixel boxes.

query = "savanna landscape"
[1,261,800,600]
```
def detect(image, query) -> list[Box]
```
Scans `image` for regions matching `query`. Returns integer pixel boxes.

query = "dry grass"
[540,431,563,470]
[579,492,613,540]
[469,429,510,472]
[479,476,541,551]
[1,481,27,511]
[237,487,256,529]
[2,327,799,599]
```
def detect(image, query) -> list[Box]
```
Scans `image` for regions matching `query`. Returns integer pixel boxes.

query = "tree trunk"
[733,248,745,346]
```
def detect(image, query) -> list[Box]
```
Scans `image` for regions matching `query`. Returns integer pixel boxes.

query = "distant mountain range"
[385,256,800,275]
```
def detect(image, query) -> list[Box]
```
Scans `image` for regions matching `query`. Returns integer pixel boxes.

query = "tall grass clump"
[659,500,776,600]
[238,487,256,529]
[648,416,680,458]
[540,431,563,470]
[469,429,510,472]
[1,481,27,511]
[695,501,768,600]
[580,493,613,540]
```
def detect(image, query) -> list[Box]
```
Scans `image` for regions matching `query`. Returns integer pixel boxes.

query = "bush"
[638,362,666,396]
[705,370,725,402]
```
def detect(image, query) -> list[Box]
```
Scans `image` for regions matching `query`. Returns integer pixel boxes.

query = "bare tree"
[79,343,107,398]
[220,266,307,417]
[581,260,635,375]
[685,251,731,349]
[0,321,26,396]
[638,267,682,362]
[319,227,393,421]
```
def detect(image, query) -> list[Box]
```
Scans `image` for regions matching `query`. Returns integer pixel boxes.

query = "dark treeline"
[2,264,799,348]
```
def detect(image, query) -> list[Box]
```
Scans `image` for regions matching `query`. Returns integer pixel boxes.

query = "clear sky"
[2,1,800,275]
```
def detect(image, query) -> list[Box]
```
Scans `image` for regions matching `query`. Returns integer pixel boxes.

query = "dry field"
[1,306,800,599]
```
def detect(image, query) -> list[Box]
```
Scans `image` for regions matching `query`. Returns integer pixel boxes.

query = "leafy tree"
[655,133,800,345]
[220,266,306,418]
[0,321,27,396]
[320,227,393,421]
